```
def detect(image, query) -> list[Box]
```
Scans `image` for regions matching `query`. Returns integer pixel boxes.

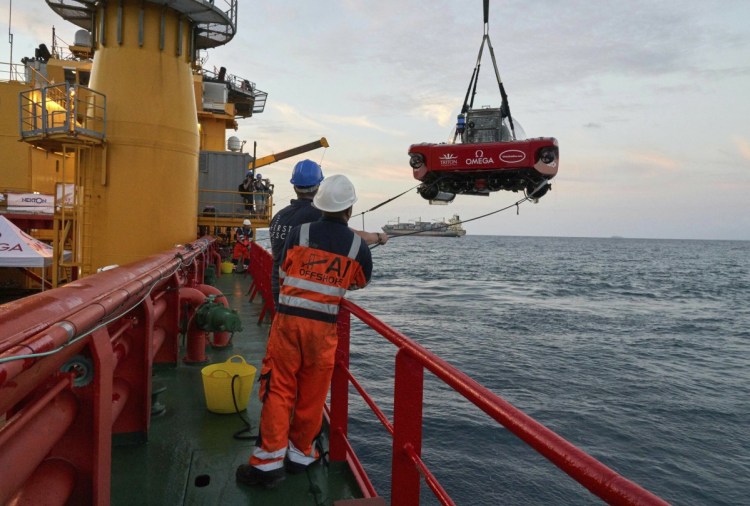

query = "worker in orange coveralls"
[236,175,373,488]
[231,219,253,272]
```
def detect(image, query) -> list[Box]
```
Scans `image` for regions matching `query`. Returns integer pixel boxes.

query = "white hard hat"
[243,219,251,226]
[313,174,357,212]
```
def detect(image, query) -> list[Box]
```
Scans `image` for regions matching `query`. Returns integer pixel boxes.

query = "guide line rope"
[351,183,422,221]
[253,178,550,250]
[366,179,550,249]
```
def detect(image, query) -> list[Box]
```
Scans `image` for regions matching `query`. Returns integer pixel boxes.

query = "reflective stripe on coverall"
[250,224,366,471]
[268,199,321,306]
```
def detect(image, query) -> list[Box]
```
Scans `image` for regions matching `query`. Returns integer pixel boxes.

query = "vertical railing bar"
[329,305,351,462]
[41,86,48,135]
[391,350,423,506]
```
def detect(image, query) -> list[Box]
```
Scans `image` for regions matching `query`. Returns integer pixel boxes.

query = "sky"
[3,1,750,239]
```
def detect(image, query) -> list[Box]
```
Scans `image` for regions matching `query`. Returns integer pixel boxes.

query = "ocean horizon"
[336,235,749,505]
[254,229,749,243]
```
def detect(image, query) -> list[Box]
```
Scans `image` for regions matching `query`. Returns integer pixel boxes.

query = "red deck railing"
[0,238,221,504]
[247,241,669,505]
[329,304,670,506]
[246,241,276,323]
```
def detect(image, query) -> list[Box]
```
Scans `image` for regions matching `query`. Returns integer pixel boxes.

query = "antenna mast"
[8,0,13,78]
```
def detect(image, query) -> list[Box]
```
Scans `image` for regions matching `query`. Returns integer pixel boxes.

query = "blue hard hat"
[256,173,263,179]
[290,159,324,187]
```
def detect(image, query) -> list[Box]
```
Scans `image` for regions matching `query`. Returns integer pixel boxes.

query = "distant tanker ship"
[382,214,466,237]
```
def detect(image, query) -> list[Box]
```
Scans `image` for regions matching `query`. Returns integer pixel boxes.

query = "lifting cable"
[236,176,549,247]
[353,183,422,231]
[355,0,526,241]
[255,177,549,250]
[454,0,515,142]
[250,179,419,245]
[368,179,550,249]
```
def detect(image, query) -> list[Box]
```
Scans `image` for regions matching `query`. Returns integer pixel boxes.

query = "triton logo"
[439,153,458,166]
[499,150,525,163]
[466,149,495,165]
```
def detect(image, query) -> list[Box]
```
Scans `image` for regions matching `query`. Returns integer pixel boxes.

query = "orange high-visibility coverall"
[232,237,251,266]
[250,219,372,472]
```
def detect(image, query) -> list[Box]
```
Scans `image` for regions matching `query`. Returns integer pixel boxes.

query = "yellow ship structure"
[0,0,326,292]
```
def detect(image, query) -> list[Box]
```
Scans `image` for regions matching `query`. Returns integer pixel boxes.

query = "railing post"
[329,306,351,461]
[89,327,115,505]
[63,83,71,132]
[41,86,48,133]
[71,84,78,133]
[391,349,423,506]
[110,300,152,440]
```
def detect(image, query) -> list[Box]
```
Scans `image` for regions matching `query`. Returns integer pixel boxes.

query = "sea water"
[343,236,749,505]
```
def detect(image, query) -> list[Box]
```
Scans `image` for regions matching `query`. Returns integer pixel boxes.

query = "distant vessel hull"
[382,227,466,237]
[382,214,466,237]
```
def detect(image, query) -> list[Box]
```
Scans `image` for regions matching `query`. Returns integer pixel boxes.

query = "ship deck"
[110,271,363,505]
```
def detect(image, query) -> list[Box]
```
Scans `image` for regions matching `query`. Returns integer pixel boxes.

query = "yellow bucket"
[201,355,257,414]
[220,261,234,274]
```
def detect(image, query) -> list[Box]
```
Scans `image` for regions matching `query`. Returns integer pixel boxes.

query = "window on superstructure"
[63,68,77,85]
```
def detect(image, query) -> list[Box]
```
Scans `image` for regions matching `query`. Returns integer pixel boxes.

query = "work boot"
[285,454,324,474]
[235,464,285,488]
[284,456,309,475]
[284,445,322,474]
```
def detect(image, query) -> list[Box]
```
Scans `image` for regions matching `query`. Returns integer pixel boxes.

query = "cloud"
[626,152,680,171]
[320,114,395,134]
[271,102,325,131]
[732,135,750,161]
[358,163,409,183]
[414,100,455,128]
[346,90,459,132]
